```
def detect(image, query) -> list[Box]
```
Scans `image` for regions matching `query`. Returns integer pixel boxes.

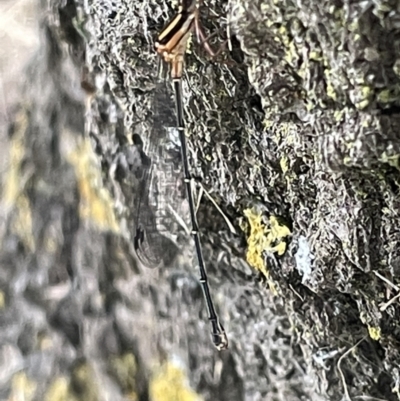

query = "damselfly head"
[154,1,195,57]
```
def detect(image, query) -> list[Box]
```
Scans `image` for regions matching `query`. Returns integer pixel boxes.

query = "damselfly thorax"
[155,1,197,79]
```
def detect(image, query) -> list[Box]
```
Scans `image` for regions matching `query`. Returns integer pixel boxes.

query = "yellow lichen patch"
[284,40,298,66]
[377,87,400,104]
[1,111,35,250]
[380,152,400,169]
[11,195,35,252]
[45,369,102,401]
[243,209,291,278]
[9,372,37,401]
[150,362,202,401]
[326,81,337,101]
[0,291,5,309]
[368,326,381,341]
[269,216,291,255]
[334,110,345,122]
[355,85,373,110]
[45,377,71,401]
[324,67,339,101]
[70,362,99,401]
[280,156,289,174]
[67,139,119,233]
[109,353,138,401]
[243,209,269,277]
[3,137,24,205]
[38,333,53,351]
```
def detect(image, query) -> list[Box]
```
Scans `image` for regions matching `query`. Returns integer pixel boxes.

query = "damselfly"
[134,0,228,350]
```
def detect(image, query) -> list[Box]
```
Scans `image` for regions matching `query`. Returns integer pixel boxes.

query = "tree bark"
[2,0,400,400]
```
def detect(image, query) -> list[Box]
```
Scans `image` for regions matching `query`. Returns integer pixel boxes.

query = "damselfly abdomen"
[134,0,228,350]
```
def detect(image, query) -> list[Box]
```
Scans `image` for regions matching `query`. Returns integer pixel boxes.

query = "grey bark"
[1,0,400,400]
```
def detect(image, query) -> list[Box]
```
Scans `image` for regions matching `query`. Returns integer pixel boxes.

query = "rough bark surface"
[2,0,400,400]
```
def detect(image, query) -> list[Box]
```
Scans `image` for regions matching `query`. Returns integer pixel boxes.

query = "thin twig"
[198,182,236,234]
[373,271,400,292]
[379,292,400,311]
[337,337,367,401]
[373,271,400,310]
[167,204,190,236]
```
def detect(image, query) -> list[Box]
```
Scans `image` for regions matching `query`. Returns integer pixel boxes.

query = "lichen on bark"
[2,0,400,400]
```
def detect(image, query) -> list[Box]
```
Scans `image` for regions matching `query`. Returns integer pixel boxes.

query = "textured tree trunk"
[2,0,400,400]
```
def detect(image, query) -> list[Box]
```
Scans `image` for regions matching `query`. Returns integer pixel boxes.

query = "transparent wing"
[134,80,185,268]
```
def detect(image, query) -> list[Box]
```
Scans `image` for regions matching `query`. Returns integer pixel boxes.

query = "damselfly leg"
[193,1,231,59]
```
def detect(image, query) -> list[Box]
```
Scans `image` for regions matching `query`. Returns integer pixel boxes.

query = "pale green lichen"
[377,87,400,104]
[355,86,373,110]
[368,326,381,341]
[67,139,120,233]
[109,353,138,400]
[243,208,291,278]
[10,373,36,401]
[45,377,70,401]
[150,362,202,401]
